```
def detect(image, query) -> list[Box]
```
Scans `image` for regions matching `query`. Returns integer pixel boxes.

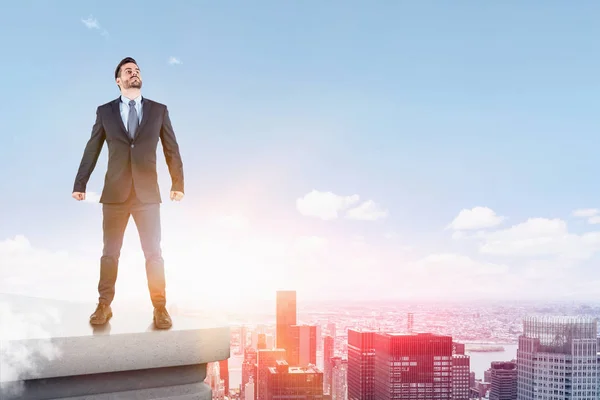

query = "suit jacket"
[73,97,184,204]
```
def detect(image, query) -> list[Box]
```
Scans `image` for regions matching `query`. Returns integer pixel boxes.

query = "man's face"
[117,62,142,90]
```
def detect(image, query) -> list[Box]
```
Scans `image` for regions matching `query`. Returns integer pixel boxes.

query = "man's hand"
[72,192,85,201]
[170,191,184,201]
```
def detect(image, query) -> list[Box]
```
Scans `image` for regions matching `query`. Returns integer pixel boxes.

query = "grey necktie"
[127,100,139,139]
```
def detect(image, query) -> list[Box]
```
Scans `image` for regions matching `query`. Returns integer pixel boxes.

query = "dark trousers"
[98,186,166,308]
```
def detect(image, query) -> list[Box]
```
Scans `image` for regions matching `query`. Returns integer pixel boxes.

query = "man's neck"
[121,89,141,100]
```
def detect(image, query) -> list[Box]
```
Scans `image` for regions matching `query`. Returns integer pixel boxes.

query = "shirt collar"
[121,94,143,105]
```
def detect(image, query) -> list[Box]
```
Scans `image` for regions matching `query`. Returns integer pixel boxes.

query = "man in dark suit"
[72,57,184,329]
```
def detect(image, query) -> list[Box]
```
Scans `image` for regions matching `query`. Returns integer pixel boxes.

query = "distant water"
[467,344,518,381]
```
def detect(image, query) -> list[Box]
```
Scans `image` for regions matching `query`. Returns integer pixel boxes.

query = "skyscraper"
[347,329,375,400]
[373,332,453,399]
[257,349,287,400]
[330,356,348,400]
[288,324,317,367]
[489,361,517,400]
[276,290,297,362]
[517,316,598,400]
[219,358,229,396]
[323,335,334,394]
[241,347,258,400]
[266,360,324,400]
[452,354,470,400]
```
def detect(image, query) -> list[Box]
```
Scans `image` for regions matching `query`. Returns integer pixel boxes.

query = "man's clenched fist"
[72,192,85,201]
[170,191,184,201]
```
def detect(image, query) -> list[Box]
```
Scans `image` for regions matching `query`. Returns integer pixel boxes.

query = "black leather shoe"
[153,306,172,329]
[90,303,112,325]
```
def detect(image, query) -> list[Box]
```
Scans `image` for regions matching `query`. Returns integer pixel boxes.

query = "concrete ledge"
[51,381,211,400]
[0,293,229,400]
[1,364,207,400]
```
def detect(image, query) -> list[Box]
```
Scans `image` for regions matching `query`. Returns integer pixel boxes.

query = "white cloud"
[476,217,600,259]
[572,208,598,218]
[345,200,388,221]
[0,301,62,397]
[571,208,600,225]
[81,16,108,37]
[81,17,99,29]
[451,231,466,240]
[447,206,505,231]
[168,57,182,65]
[296,190,359,220]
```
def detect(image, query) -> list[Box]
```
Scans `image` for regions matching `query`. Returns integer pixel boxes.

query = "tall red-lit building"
[266,360,324,400]
[347,328,376,400]
[323,335,334,394]
[257,348,286,400]
[288,324,317,367]
[373,332,453,399]
[257,333,267,350]
[276,290,297,362]
[241,347,258,399]
[218,358,229,396]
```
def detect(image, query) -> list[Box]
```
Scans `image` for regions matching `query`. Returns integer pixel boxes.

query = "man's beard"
[125,79,142,89]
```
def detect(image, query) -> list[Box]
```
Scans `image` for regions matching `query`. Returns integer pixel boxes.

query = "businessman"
[72,57,184,329]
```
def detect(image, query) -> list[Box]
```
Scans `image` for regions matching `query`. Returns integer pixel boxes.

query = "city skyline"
[2,2,600,307]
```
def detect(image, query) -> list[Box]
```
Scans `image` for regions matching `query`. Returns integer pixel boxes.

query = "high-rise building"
[245,376,255,400]
[257,349,287,400]
[323,335,334,394]
[316,325,322,352]
[206,361,225,399]
[266,360,324,400]
[407,312,414,333]
[517,316,598,400]
[219,358,229,396]
[347,329,375,400]
[241,347,258,400]
[289,325,317,367]
[327,322,336,339]
[240,325,247,352]
[373,332,453,399]
[452,354,470,400]
[258,333,267,350]
[488,361,517,400]
[484,367,492,383]
[330,356,348,400]
[452,341,465,355]
[276,290,297,362]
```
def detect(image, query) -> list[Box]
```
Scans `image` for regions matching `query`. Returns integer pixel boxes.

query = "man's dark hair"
[115,57,138,80]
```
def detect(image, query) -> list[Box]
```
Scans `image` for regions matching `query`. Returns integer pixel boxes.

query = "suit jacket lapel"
[110,98,129,140]
[134,98,152,141]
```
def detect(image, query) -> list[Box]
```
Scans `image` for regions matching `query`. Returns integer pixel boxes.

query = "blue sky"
[1,1,600,307]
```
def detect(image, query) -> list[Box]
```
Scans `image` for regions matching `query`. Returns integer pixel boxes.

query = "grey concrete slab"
[59,381,212,400]
[0,293,230,383]
[1,364,207,400]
